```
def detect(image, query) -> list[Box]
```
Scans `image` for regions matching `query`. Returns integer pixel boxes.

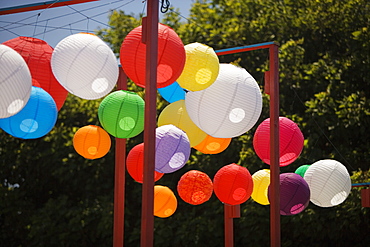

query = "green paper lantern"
[98,90,144,138]
[295,164,311,178]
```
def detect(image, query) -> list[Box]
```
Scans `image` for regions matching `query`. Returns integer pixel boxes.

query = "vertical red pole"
[113,67,127,247]
[224,204,240,247]
[269,43,280,247]
[141,0,158,246]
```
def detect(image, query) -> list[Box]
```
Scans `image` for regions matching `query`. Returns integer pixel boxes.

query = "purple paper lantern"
[155,124,191,173]
[269,173,310,215]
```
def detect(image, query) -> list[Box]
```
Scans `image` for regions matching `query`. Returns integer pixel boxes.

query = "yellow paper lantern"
[157,100,207,147]
[177,43,219,91]
[251,169,271,205]
[154,185,177,218]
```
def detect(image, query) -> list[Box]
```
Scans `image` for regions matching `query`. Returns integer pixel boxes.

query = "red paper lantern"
[3,37,68,110]
[120,23,185,88]
[213,163,253,205]
[126,143,164,183]
[253,117,304,166]
[177,170,213,205]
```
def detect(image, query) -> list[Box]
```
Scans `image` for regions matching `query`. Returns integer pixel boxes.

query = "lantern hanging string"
[161,0,171,13]
[42,19,48,40]
[32,13,41,37]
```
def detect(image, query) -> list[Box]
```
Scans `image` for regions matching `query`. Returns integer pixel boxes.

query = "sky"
[0,0,195,47]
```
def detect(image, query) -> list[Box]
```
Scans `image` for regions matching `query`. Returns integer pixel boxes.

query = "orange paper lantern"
[73,125,111,159]
[126,143,164,183]
[177,170,213,205]
[120,23,185,88]
[213,163,253,205]
[193,135,231,154]
[154,185,177,218]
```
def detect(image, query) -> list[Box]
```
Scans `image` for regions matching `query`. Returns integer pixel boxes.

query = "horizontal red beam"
[0,0,98,15]
[215,42,277,56]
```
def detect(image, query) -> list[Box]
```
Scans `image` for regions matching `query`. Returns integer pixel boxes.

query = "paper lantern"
[269,173,310,215]
[126,143,164,183]
[155,125,191,173]
[3,37,67,110]
[303,159,351,207]
[251,169,271,205]
[0,86,57,139]
[177,170,213,205]
[51,33,118,100]
[73,125,111,159]
[176,42,219,91]
[253,117,304,166]
[158,81,186,103]
[185,63,262,138]
[120,23,185,88]
[0,44,32,118]
[158,100,207,147]
[98,90,144,139]
[193,134,231,154]
[295,164,311,177]
[154,185,177,218]
[213,163,253,205]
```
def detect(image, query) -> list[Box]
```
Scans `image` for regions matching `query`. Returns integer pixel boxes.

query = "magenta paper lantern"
[269,173,310,215]
[253,116,304,166]
[155,124,191,173]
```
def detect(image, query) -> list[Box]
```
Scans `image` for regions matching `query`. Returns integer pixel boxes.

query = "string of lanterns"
[0,22,352,218]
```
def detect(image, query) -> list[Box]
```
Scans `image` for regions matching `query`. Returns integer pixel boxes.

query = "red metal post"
[268,44,280,247]
[113,67,127,247]
[141,0,159,246]
[224,204,241,247]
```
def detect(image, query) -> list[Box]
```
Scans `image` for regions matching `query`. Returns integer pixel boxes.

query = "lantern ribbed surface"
[0,86,57,139]
[303,159,351,207]
[158,81,186,103]
[98,90,144,139]
[177,170,213,205]
[158,100,207,147]
[126,143,164,183]
[0,44,32,118]
[51,33,118,100]
[213,163,253,205]
[269,173,310,215]
[295,164,311,177]
[251,169,271,205]
[154,185,177,218]
[253,117,304,166]
[176,42,219,91]
[185,63,262,138]
[120,23,185,88]
[193,134,231,154]
[3,37,68,110]
[155,125,191,173]
[73,125,111,159]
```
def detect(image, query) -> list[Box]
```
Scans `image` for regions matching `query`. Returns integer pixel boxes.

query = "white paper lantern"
[303,159,351,207]
[51,33,118,100]
[0,44,32,118]
[185,63,262,138]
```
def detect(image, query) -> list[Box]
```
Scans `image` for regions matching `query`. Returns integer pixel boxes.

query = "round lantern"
[51,33,118,100]
[98,90,144,139]
[185,63,262,138]
[73,125,111,159]
[158,81,186,103]
[303,159,351,207]
[0,44,32,118]
[213,163,253,205]
[295,164,311,177]
[0,86,57,139]
[268,173,310,215]
[177,170,213,205]
[120,23,185,88]
[3,37,67,110]
[155,125,190,173]
[193,134,231,154]
[158,100,207,147]
[176,42,219,91]
[154,185,177,218]
[251,169,271,205]
[126,143,164,183]
[253,117,304,166]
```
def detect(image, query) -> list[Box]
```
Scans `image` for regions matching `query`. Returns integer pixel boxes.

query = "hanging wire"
[161,0,171,13]
[42,19,49,40]
[32,13,41,37]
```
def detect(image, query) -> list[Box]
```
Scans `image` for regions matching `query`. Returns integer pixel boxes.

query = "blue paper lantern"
[158,81,186,103]
[0,86,58,139]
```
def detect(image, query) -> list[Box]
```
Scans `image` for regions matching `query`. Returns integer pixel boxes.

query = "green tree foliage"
[1,0,369,246]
